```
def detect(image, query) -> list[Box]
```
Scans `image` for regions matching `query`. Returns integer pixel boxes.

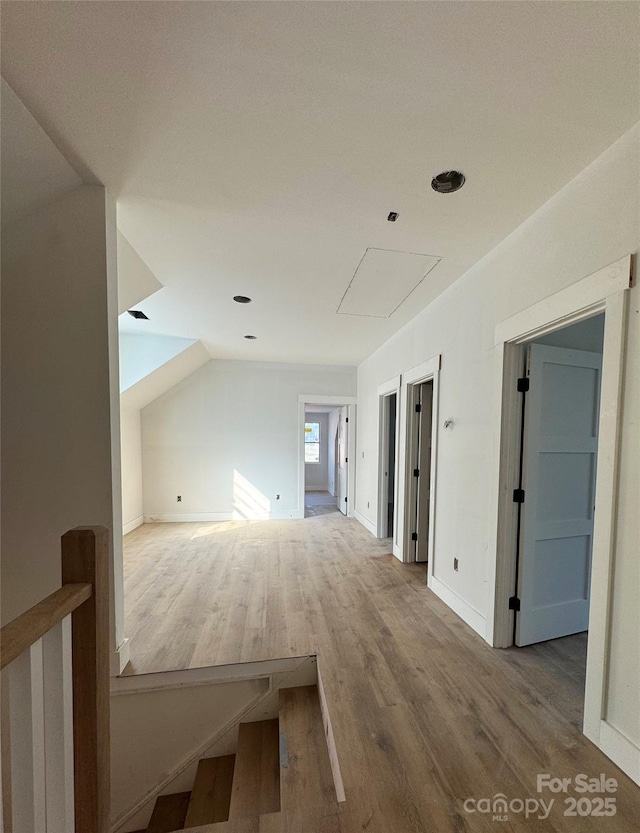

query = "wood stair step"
[278,685,337,812]
[184,754,236,827]
[147,790,191,832]
[228,718,281,819]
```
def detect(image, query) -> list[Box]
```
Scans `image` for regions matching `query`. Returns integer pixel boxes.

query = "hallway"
[305,490,340,517]
[122,514,640,831]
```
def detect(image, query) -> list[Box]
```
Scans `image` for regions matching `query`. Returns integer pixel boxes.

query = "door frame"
[298,395,356,519]
[489,255,631,751]
[377,376,401,539]
[395,355,441,579]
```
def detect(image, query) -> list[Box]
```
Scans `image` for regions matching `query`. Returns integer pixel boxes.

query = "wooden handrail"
[0,582,92,670]
[2,526,110,833]
[62,526,111,833]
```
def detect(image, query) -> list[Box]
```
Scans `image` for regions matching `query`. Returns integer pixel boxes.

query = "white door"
[404,382,433,562]
[415,383,433,563]
[337,407,348,515]
[516,344,602,646]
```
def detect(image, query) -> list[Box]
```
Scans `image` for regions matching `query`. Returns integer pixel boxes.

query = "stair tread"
[147,791,191,833]
[278,685,338,811]
[228,718,280,819]
[185,755,236,827]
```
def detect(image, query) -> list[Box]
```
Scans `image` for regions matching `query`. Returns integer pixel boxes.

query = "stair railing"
[1,527,110,833]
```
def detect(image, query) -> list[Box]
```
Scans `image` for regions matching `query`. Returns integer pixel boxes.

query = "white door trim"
[377,376,401,539]
[494,256,631,344]
[396,356,441,585]
[489,255,632,768]
[298,395,357,519]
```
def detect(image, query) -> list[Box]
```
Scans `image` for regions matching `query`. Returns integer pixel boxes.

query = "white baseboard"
[144,509,304,523]
[354,510,377,537]
[598,720,640,785]
[428,575,487,641]
[123,515,144,535]
[111,637,131,677]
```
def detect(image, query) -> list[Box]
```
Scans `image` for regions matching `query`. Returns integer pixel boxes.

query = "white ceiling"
[2,2,639,365]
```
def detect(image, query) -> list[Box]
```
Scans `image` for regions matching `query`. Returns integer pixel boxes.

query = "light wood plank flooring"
[123,514,640,832]
[305,490,340,517]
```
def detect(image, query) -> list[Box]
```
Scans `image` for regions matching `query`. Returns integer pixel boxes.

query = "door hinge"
[517,377,530,393]
[413,468,420,478]
[411,532,418,541]
[415,403,422,413]
[513,488,525,503]
[345,457,348,463]
[345,417,349,423]
[344,497,347,504]
[508,596,521,612]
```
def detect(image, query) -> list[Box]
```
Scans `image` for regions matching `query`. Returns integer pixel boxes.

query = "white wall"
[355,126,640,752]
[1,185,121,626]
[533,312,604,351]
[119,333,197,392]
[120,408,144,534]
[304,412,329,491]
[116,231,163,315]
[142,360,356,520]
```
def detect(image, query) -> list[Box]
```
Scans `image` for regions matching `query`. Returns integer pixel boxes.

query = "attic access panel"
[337,247,440,318]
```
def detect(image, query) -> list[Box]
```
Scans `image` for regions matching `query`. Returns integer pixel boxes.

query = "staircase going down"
[131,685,339,832]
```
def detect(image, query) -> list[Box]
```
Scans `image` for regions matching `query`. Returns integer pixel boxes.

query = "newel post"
[61,526,110,833]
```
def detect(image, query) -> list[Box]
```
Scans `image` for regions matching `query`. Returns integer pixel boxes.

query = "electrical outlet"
[453,557,459,571]
[177,495,182,502]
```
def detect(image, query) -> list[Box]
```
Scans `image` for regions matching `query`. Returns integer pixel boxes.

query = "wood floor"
[123,514,640,832]
[304,490,339,517]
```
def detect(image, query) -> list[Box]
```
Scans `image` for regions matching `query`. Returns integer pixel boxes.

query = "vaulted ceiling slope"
[2,2,638,365]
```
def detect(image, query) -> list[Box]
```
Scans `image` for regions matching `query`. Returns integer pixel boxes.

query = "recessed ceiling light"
[233,295,252,304]
[244,335,257,340]
[387,211,399,222]
[127,309,149,320]
[431,170,466,194]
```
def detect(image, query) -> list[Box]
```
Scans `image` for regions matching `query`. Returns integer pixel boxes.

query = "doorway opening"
[491,255,631,772]
[513,314,604,649]
[404,381,433,564]
[299,395,356,520]
[508,314,605,717]
[378,392,398,538]
[391,355,440,566]
[304,406,341,517]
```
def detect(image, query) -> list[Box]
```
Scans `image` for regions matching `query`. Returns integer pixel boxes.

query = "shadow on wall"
[233,470,271,520]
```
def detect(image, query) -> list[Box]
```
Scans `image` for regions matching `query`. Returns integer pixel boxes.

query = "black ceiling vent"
[127,309,149,320]
[244,334,257,340]
[387,211,399,222]
[233,295,252,304]
[431,170,466,194]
